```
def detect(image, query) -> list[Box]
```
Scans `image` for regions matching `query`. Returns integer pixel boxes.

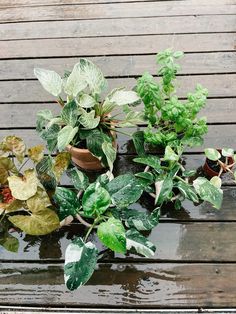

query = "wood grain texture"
[1,75,235,103]
[1,2,236,23]
[1,15,235,40]
[0,262,236,307]
[1,33,235,59]
[1,53,236,80]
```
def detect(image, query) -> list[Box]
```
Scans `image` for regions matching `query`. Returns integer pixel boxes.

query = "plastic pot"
[203,149,234,178]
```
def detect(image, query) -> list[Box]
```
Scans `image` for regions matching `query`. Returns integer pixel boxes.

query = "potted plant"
[203,148,236,183]
[133,145,223,210]
[34,58,143,171]
[133,49,208,155]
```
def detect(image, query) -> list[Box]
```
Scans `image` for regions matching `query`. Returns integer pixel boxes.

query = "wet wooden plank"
[1,75,236,103]
[0,262,236,307]
[0,124,236,153]
[1,2,236,23]
[1,33,235,59]
[1,15,235,40]
[1,53,236,80]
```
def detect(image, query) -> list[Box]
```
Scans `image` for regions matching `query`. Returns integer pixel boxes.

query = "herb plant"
[35,58,143,170]
[134,49,208,152]
[53,168,160,290]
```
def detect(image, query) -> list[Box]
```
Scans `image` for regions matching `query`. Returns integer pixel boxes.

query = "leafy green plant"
[0,136,70,251]
[134,49,208,153]
[53,168,160,290]
[204,148,236,184]
[35,58,143,169]
[133,145,223,210]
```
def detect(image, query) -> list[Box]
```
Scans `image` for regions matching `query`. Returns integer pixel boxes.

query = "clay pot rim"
[67,144,92,155]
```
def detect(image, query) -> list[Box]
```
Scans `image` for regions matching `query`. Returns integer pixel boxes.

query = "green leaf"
[34,68,62,97]
[79,58,107,95]
[66,167,89,191]
[64,63,87,97]
[64,238,98,291]
[126,229,156,258]
[177,181,199,203]
[182,170,196,177]
[61,100,78,127]
[193,177,223,209]
[36,156,57,191]
[0,234,19,253]
[78,94,96,108]
[133,155,161,170]
[119,111,144,128]
[102,141,116,171]
[57,126,78,151]
[155,176,173,205]
[164,146,179,162]
[53,187,80,221]
[204,148,221,161]
[78,109,100,129]
[210,176,222,189]
[8,169,39,201]
[109,89,140,106]
[106,174,143,208]
[36,109,54,133]
[97,217,126,253]
[132,130,145,156]
[9,194,60,235]
[82,183,111,217]
[124,208,160,231]
[222,148,234,157]
[40,124,60,153]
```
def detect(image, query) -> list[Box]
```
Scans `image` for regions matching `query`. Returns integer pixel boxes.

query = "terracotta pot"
[203,149,234,178]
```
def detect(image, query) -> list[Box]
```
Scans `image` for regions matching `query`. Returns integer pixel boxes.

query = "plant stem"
[175,175,186,183]
[76,214,92,228]
[18,158,30,172]
[106,127,131,137]
[84,217,100,242]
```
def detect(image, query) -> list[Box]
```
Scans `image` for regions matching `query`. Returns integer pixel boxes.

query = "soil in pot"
[203,153,234,178]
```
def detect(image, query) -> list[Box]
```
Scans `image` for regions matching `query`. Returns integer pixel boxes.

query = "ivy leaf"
[28,145,44,163]
[126,229,156,258]
[64,63,87,97]
[2,136,26,163]
[204,148,221,161]
[109,89,140,106]
[53,187,80,221]
[97,217,126,253]
[9,193,60,235]
[133,155,161,170]
[78,109,100,129]
[177,181,199,203]
[82,183,111,217]
[193,177,223,209]
[66,167,89,191]
[8,169,39,201]
[61,100,78,127]
[52,152,71,182]
[57,126,78,151]
[77,94,96,108]
[106,174,143,208]
[34,68,62,97]
[101,141,116,171]
[64,238,98,291]
[124,208,160,231]
[132,131,145,156]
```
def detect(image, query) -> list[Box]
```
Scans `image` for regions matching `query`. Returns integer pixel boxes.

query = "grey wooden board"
[1,33,235,59]
[1,15,235,40]
[1,53,236,80]
[1,262,236,307]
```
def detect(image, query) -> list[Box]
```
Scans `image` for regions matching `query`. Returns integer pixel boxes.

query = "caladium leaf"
[66,167,89,191]
[82,183,111,217]
[9,193,60,235]
[2,136,26,163]
[101,141,116,171]
[204,148,221,161]
[109,89,140,106]
[193,177,223,209]
[64,238,98,291]
[177,181,199,203]
[52,152,71,182]
[124,208,160,231]
[64,63,87,97]
[61,100,78,127]
[97,217,126,253]
[126,229,156,258]
[57,125,78,151]
[34,68,62,97]
[106,174,143,208]
[8,169,39,201]
[28,145,44,163]
[222,148,234,157]
[0,233,19,253]
[53,187,80,221]
[133,155,161,170]
[78,94,96,108]
[78,109,100,129]
[0,157,18,184]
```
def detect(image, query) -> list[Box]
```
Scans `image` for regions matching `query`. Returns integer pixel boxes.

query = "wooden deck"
[0,0,236,312]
